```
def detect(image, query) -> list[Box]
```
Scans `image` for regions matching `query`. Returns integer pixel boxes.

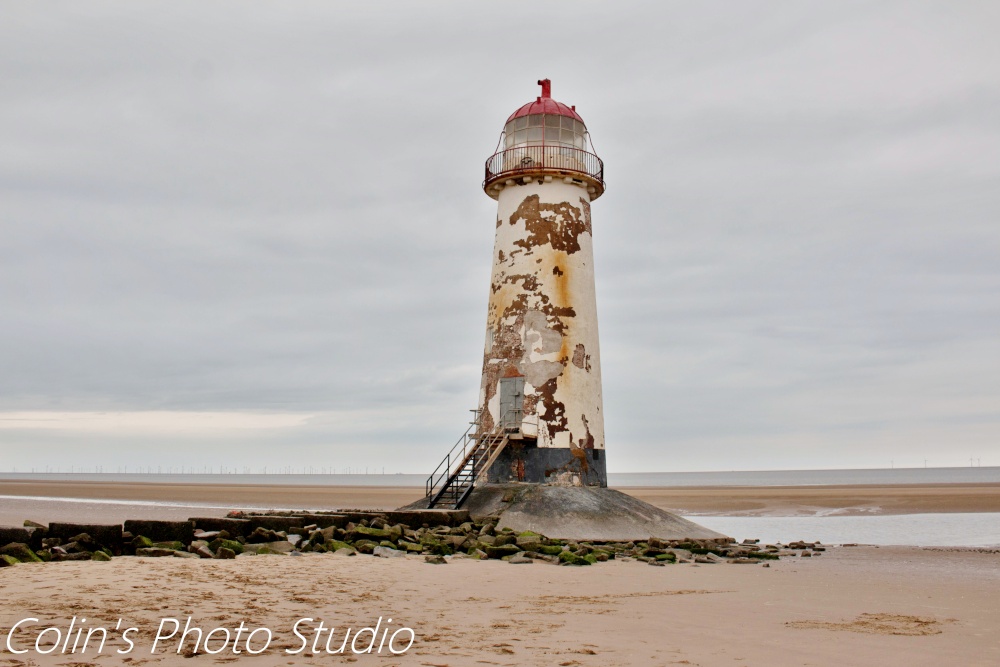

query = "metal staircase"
[426,408,519,509]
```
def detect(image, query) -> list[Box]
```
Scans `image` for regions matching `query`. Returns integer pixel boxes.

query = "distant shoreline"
[1,479,998,525]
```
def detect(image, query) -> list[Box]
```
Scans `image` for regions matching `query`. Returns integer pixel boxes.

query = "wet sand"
[0,546,997,666]
[1,480,999,525]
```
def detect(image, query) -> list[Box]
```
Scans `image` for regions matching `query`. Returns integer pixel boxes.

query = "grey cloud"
[1,1,997,473]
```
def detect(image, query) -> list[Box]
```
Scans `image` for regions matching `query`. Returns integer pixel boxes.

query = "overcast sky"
[1,1,997,474]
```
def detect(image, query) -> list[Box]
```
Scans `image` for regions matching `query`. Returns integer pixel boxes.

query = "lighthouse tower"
[478,79,607,487]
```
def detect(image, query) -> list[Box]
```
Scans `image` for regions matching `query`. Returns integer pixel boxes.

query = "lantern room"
[484,79,605,200]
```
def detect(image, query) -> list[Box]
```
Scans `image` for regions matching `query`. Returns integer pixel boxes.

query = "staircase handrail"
[425,410,481,499]
[425,407,522,501]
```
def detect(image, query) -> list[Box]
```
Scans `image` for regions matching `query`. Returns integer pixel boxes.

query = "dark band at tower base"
[485,440,607,487]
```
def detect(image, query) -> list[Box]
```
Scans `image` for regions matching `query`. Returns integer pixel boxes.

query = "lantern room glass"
[504,114,587,150]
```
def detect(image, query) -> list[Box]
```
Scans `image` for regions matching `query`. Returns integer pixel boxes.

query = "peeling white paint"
[478,179,605,452]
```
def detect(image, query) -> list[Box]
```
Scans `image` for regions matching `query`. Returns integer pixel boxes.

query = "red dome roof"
[506,79,584,124]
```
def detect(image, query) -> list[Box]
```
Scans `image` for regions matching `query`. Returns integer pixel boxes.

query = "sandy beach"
[1,545,997,666]
[2,480,999,525]
[2,482,999,665]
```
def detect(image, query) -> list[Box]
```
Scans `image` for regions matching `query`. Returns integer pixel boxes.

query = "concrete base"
[487,441,607,487]
[400,483,727,542]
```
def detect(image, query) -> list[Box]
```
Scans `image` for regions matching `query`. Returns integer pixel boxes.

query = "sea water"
[693,513,1000,548]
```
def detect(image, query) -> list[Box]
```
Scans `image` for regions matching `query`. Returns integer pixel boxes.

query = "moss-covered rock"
[536,545,564,556]
[353,540,377,554]
[347,526,392,542]
[558,551,591,566]
[131,535,154,549]
[323,540,353,553]
[400,541,423,553]
[208,538,244,555]
[655,553,676,562]
[0,543,42,563]
[424,542,453,556]
[92,551,112,562]
[0,554,20,567]
[484,544,521,559]
[153,541,185,551]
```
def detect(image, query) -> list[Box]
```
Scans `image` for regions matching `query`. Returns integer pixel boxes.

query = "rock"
[172,550,200,559]
[153,541,185,551]
[494,534,517,547]
[0,527,34,547]
[386,510,469,528]
[68,533,98,550]
[208,538,244,555]
[323,539,353,553]
[189,545,215,559]
[123,520,193,545]
[0,543,42,563]
[536,544,564,556]
[508,554,533,564]
[373,546,406,558]
[48,523,122,554]
[215,547,237,559]
[557,551,590,566]
[477,534,497,546]
[444,535,466,548]
[296,514,348,529]
[136,548,178,557]
[648,560,666,566]
[24,520,46,529]
[244,541,294,554]
[247,516,304,532]
[52,552,91,561]
[0,554,19,567]
[468,548,488,560]
[516,536,542,550]
[345,526,392,542]
[333,547,357,557]
[353,540,377,554]
[247,527,285,544]
[193,530,221,541]
[189,517,251,538]
[131,535,154,550]
[424,555,447,564]
[485,544,521,559]
[727,558,760,564]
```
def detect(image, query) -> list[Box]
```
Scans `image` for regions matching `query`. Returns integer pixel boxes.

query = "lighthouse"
[477,79,607,488]
[415,82,726,540]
